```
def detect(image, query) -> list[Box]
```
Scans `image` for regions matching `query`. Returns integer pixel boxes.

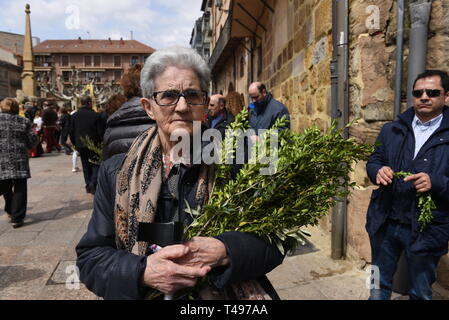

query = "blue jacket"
[366,106,449,256]
[249,93,290,133]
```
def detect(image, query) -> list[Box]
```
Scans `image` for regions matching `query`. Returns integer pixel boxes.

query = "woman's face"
[141,66,206,140]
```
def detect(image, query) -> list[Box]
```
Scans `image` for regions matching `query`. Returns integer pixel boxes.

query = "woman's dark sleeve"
[209,232,284,289]
[75,155,148,300]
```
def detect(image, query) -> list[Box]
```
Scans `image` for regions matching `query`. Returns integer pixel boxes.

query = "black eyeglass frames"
[412,89,442,98]
[151,90,208,106]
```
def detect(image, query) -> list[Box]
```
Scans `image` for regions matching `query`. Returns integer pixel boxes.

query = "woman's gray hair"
[140,46,211,98]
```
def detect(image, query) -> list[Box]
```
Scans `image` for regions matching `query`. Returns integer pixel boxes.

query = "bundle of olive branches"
[185,109,373,254]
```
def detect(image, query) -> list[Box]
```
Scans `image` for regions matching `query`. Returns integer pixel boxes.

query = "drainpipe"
[406,0,432,107]
[393,0,405,119]
[392,0,432,296]
[330,0,349,260]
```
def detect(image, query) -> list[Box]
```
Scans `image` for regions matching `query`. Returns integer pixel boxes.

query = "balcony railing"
[35,62,53,67]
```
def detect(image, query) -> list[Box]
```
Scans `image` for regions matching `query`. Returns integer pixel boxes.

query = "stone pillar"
[21,3,36,97]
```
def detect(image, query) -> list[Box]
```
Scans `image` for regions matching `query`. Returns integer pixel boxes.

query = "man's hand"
[142,244,210,294]
[176,237,229,269]
[376,166,394,186]
[404,172,432,193]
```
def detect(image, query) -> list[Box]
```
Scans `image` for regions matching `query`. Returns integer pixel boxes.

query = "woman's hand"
[142,244,210,294]
[176,237,229,268]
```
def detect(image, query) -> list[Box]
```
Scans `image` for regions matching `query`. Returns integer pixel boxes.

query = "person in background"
[103,94,127,118]
[33,109,43,133]
[69,107,80,172]
[41,101,61,153]
[366,70,449,300]
[225,82,244,117]
[0,98,38,228]
[58,106,73,155]
[69,95,106,194]
[206,94,234,139]
[24,99,38,123]
[102,64,155,160]
[247,82,290,134]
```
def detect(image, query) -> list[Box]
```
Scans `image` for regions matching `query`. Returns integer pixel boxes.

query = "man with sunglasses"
[366,69,449,300]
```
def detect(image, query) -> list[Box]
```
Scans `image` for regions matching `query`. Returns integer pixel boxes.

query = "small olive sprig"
[394,171,436,232]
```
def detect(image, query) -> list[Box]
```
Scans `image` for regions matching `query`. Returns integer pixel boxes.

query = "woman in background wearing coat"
[0,98,38,228]
[102,64,155,160]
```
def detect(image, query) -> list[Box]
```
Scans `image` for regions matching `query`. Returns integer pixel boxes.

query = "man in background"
[70,95,105,194]
[207,94,234,139]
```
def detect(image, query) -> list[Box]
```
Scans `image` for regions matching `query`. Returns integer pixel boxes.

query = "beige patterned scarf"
[114,126,215,256]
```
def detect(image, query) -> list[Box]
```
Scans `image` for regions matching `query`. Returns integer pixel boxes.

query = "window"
[114,70,122,81]
[93,56,101,67]
[62,71,71,82]
[131,56,139,65]
[84,56,92,67]
[61,55,69,67]
[85,71,102,82]
[35,55,52,67]
[114,56,122,67]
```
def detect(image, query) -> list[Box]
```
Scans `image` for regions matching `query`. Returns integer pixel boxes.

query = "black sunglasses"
[412,89,442,98]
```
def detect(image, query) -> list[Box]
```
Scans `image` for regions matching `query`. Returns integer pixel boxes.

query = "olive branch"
[185,108,373,255]
[393,171,436,232]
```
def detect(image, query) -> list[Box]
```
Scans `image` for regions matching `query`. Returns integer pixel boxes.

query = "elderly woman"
[76,47,283,300]
[0,98,38,228]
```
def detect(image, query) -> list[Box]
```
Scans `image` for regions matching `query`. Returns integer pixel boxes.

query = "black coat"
[69,106,106,149]
[76,153,284,299]
[59,113,71,139]
[42,108,58,126]
[102,97,155,160]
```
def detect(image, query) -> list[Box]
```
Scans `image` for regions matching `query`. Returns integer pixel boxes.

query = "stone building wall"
[261,0,333,134]
[346,0,397,263]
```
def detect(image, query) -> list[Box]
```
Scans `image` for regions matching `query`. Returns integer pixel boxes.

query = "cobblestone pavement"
[1,152,448,300]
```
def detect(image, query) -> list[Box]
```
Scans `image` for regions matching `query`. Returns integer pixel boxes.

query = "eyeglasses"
[152,90,208,106]
[412,89,442,98]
